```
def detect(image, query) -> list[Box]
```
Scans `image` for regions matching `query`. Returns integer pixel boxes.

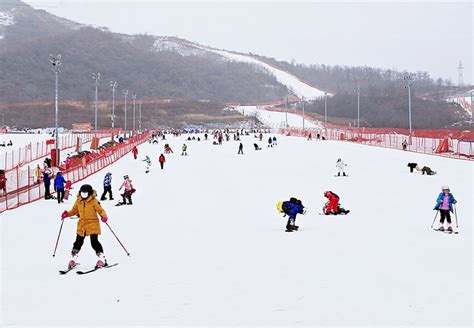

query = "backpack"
[289,197,303,206]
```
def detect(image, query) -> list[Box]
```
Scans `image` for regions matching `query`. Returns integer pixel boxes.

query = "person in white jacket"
[336,158,347,176]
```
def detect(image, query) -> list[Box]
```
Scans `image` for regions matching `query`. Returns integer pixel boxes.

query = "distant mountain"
[0,0,470,129]
[0,0,287,105]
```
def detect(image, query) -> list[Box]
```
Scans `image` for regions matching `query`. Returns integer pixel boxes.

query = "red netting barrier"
[280,127,474,160]
[0,132,149,214]
[0,132,115,172]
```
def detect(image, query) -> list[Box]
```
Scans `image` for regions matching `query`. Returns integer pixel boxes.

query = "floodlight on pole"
[49,54,62,166]
[139,101,142,132]
[122,89,129,135]
[324,92,328,125]
[404,74,414,137]
[110,81,117,136]
[131,94,137,135]
[301,97,305,132]
[357,84,361,130]
[92,73,100,138]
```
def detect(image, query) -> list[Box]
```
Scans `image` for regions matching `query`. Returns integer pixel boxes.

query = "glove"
[101,216,108,223]
[61,210,69,220]
[453,200,457,204]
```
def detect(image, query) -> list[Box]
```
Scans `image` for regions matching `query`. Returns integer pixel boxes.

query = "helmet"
[441,185,450,191]
[276,201,284,213]
[124,175,129,179]
[337,158,341,162]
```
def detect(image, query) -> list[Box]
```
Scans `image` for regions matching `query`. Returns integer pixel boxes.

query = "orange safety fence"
[0,132,114,172]
[0,132,149,214]
[280,127,474,160]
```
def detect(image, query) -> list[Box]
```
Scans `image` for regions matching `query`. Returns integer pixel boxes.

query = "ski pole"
[105,222,130,256]
[430,210,439,228]
[52,219,64,257]
[454,204,459,228]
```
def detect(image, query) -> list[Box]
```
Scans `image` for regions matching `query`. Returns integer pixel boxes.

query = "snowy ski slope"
[0,134,472,326]
[231,105,322,129]
[197,46,328,100]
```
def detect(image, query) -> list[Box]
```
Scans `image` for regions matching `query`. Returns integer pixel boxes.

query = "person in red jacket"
[159,153,166,170]
[132,146,138,160]
[323,191,350,215]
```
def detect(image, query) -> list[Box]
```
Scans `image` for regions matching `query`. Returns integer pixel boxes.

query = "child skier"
[60,184,108,269]
[132,146,138,159]
[143,156,151,173]
[118,175,134,205]
[336,158,347,176]
[182,144,188,156]
[276,198,306,232]
[100,172,113,201]
[323,191,350,215]
[433,185,457,232]
[159,154,166,170]
[54,171,66,204]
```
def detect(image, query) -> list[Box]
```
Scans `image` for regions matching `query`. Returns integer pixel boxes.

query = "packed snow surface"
[1,134,472,326]
[231,105,322,129]
[197,46,328,100]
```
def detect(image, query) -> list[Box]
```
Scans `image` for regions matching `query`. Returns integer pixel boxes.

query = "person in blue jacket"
[277,197,306,232]
[54,171,66,204]
[433,185,457,232]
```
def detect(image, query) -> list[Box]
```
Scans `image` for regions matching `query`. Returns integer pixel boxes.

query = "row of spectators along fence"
[0,132,149,214]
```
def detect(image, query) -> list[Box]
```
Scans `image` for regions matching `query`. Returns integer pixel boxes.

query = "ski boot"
[343,172,347,176]
[96,253,107,268]
[292,225,299,231]
[68,253,78,269]
[447,226,453,232]
[438,225,445,232]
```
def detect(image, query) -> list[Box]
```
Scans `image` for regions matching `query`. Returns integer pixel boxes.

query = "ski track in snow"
[195,46,328,100]
[0,134,472,326]
[231,105,322,129]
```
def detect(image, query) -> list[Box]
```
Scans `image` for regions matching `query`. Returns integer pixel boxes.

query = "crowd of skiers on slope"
[54,130,461,271]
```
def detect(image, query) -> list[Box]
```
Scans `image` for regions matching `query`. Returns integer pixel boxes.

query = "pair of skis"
[433,228,459,235]
[59,263,118,275]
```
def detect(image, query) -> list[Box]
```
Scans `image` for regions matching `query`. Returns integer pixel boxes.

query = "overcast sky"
[23,0,473,84]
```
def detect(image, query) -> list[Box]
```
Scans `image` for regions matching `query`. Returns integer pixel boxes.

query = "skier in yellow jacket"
[61,184,108,269]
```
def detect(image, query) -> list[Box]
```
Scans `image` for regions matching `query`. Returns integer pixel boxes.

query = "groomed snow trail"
[232,105,322,129]
[197,46,328,100]
[1,135,472,326]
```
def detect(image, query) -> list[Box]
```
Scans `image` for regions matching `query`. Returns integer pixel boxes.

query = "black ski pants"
[101,185,113,200]
[56,189,64,203]
[439,209,452,224]
[72,234,103,255]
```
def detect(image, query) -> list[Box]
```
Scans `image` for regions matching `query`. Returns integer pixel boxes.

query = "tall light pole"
[122,89,128,135]
[92,73,100,138]
[357,84,361,130]
[139,101,142,132]
[301,97,305,131]
[50,54,61,166]
[404,74,414,137]
[110,81,117,136]
[131,94,137,135]
[324,92,328,125]
[470,90,473,126]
